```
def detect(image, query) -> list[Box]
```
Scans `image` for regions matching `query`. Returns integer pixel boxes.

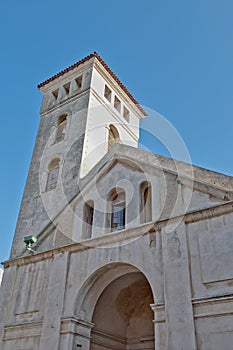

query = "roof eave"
[37,52,147,117]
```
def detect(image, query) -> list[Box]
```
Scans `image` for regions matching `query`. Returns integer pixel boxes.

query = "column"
[151,302,166,350]
[39,252,69,350]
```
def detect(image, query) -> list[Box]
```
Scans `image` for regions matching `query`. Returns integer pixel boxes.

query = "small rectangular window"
[63,82,70,95]
[104,85,112,102]
[52,89,59,100]
[75,76,82,92]
[114,96,121,113]
[123,107,130,122]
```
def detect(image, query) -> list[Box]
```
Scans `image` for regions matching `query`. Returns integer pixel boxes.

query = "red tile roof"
[38,52,147,116]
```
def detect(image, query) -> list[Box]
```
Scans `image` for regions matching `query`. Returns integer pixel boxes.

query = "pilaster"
[161,221,196,349]
[39,252,69,350]
[59,316,94,349]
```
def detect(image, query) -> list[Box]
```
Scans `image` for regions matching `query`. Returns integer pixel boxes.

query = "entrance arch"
[74,263,155,349]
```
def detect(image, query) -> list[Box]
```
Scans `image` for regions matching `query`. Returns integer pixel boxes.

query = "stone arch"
[108,124,120,151]
[74,262,155,349]
[140,180,152,223]
[82,200,94,239]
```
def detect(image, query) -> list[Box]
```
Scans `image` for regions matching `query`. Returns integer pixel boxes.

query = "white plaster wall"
[80,68,141,177]
[91,67,141,133]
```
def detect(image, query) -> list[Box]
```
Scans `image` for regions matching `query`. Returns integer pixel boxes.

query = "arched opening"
[108,124,120,151]
[55,114,67,143]
[46,158,60,191]
[83,200,94,239]
[73,263,155,350]
[91,272,155,349]
[140,181,152,223]
[108,187,126,232]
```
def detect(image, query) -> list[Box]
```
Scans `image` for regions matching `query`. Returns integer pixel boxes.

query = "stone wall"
[1,205,233,349]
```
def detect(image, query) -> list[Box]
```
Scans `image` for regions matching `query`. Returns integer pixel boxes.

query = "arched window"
[55,115,67,143]
[83,201,94,239]
[140,181,152,223]
[109,188,126,232]
[46,158,60,191]
[108,125,119,151]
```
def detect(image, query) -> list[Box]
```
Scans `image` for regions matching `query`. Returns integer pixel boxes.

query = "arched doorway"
[73,263,155,349]
[108,124,120,151]
[90,271,155,349]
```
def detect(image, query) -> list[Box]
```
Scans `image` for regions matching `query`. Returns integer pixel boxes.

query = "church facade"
[1,52,233,350]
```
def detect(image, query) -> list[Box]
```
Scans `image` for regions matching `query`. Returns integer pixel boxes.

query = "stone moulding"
[3,321,42,341]
[60,316,94,337]
[2,200,233,269]
[150,303,166,324]
[192,294,233,319]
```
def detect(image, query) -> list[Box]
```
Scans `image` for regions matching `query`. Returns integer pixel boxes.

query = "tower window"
[83,201,94,239]
[75,76,82,92]
[114,96,121,113]
[55,115,67,143]
[109,188,126,232]
[52,89,59,100]
[63,82,70,95]
[104,85,112,102]
[123,107,130,122]
[108,124,120,151]
[140,181,152,223]
[46,158,60,191]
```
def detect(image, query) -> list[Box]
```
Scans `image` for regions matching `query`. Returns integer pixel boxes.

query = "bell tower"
[10,52,146,258]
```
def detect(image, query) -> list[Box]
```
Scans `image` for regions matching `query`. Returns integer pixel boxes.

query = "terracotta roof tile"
[38,52,146,116]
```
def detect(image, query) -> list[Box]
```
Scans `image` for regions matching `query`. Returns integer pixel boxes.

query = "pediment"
[30,145,233,253]
[78,149,232,206]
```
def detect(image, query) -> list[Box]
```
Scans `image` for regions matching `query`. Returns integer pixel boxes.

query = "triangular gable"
[29,144,233,253]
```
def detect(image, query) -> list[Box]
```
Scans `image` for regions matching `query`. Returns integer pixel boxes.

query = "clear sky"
[1,0,233,263]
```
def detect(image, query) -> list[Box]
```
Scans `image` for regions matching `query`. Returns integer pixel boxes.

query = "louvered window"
[114,95,121,113]
[46,158,60,191]
[104,85,112,102]
[123,106,130,122]
[55,115,67,143]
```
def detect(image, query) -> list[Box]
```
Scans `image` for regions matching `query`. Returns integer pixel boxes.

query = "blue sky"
[1,0,233,263]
